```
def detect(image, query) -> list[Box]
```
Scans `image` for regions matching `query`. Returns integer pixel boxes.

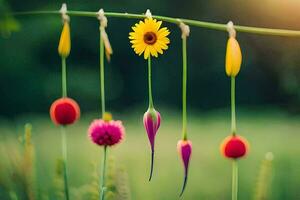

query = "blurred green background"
[1,0,300,200]
[1,110,300,200]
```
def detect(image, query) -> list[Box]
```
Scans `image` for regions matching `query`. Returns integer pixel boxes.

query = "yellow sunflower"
[129,18,170,59]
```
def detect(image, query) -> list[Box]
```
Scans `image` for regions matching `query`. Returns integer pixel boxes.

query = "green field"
[1,108,300,200]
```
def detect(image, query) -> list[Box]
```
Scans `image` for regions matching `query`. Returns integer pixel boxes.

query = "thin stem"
[61,126,69,200]
[182,37,187,140]
[61,57,67,97]
[231,76,236,135]
[232,160,238,200]
[14,10,300,37]
[148,57,154,108]
[100,32,105,117]
[149,150,154,181]
[100,146,108,200]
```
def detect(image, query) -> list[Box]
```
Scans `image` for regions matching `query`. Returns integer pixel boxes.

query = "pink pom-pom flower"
[177,139,192,196]
[88,119,125,146]
[143,107,161,181]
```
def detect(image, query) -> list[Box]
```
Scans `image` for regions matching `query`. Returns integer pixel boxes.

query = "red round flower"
[88,119,125,146]
[220,135,249,159]
[50,97,80,125]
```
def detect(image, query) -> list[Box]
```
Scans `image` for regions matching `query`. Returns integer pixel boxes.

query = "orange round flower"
[50,97,80,125]
[220,135,249,159]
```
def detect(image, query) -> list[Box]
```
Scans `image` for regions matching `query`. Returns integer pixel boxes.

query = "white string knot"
[145,9,152,18]
[97,9,107,28]
[227,21,236,38]
[179,21,190,39]
[60,3,70,23]
[97,9,113,61]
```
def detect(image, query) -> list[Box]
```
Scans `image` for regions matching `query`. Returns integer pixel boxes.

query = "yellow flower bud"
[58,22,71,58]
[103,112,113,122]
[225,37,242,77]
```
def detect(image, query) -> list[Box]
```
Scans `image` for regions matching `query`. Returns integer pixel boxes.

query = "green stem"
[62,57,67,97]
[231,76,236,135]
[100,32,105,117]
[232,160,238,200]
[14,10,300,37]
[148,57,154,108]
[8,191,18,200]
[182,37,187,140]
[61,126,69,200]
[100,146,108,200]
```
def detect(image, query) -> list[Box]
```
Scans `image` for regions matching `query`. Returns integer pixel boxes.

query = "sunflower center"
[144,32,157,45]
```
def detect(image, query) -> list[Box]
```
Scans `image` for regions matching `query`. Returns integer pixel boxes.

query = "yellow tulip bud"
[58,22,71,58]
[225,37,242,77]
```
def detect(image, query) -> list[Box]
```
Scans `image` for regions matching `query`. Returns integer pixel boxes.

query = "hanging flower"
[58,21,71,58]
[177,139,192,196]
[88,118,125,146]
[143,107,161,180]
[50,97,80,125]
[220,135,249,159]
[143,108,161,153]
[225,33,242,77]
[129,18,170,59]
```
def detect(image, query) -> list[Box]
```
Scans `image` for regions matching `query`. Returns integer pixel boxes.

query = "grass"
[1,107,300,200]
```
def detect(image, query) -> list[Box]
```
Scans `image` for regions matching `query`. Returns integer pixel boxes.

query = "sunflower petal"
[149,46,158,57]
[144,46,150,59]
